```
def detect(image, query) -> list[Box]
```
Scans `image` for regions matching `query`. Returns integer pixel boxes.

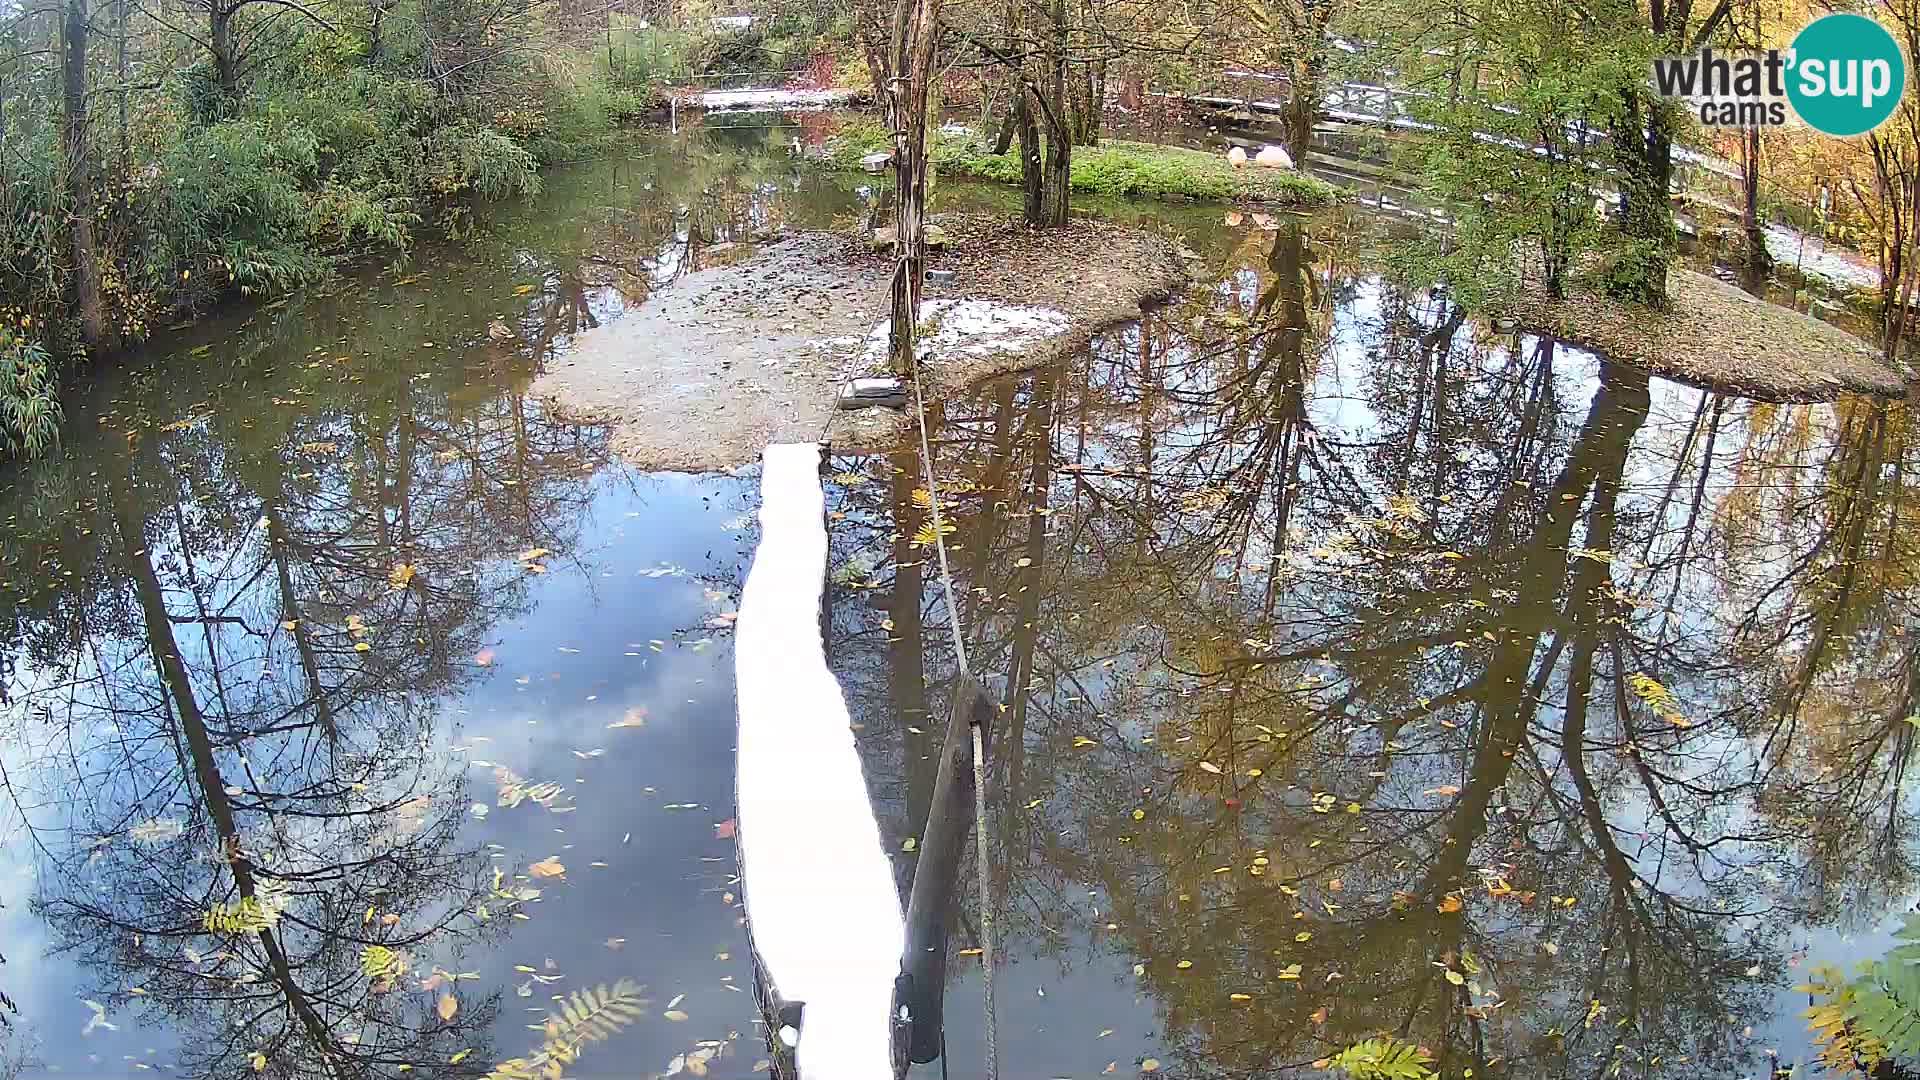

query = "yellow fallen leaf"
[518,547,551,562]
[528,858,566,878]
[1438,894,1463,914]
[664,1009,689,1022]
[450,1050,471,1065]
[250,1053,266,1072]
[1198,761,1222,774]
[1229,993,1252,1002]
[1142,1060,1161,1073]
[1176,960,1192,970]
[437,994,458,1021]
[388,563,417,589]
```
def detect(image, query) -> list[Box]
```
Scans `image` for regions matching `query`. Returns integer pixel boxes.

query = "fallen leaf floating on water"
[474,648,496,666]
[528,858,566,879]
[518,547,551,562]
[1198,761,1222,774]
[1141,1060,1161,1073]
[1438,894,1464,914]
[714,819,736,839]
[437,994,458,1021]
[250,1053,266,1072]
[664,1009,689,1022]
[388,562,417,589]
[608,708,647,729]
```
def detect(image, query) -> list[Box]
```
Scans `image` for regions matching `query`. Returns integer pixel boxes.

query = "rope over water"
[904,356,999,1080]
[815,325,999,1080]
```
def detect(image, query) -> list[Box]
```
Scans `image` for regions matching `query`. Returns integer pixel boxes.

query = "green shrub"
[0,337,61,460]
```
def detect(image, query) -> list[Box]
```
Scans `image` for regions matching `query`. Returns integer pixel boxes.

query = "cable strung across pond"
[903,349,1000,1080]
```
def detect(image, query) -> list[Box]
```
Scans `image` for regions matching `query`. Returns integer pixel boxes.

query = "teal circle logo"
[1787,13,1906,136]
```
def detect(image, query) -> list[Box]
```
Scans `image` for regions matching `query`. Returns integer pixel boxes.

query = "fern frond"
[202,896,280,935]
[1326,1037,1437,1080]
[485,980,647,1080]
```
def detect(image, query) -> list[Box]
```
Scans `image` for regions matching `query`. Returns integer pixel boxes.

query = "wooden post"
[896,674,993,1064]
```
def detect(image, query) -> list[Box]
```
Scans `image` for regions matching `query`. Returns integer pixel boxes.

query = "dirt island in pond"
[531,213,1188,472]
[1500,268,1913,402]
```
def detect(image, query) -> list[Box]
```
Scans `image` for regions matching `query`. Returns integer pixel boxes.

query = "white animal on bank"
[1227,145,1249,168]
[1255,145,1294,169]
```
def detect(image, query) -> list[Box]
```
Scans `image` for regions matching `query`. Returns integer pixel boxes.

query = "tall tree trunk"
[114,0,127,162]
[1034,0,1070,229]
[1285,49,1322,164]
[211,6,239,104]
[1610,91,1675,305]
[885,0,942,373]
[62,0,108,352]
[1013,88,1042,224]
[1740,125,1771,285]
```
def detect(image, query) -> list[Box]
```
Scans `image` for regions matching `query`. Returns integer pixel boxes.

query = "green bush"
[0,337,60,460]
[0,1,694,459]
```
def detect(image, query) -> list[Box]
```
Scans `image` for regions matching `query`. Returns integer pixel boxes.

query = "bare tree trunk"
[1740,125,1771,285]
[115,0,128,162]
[1035,0,1070,228]
[884,0,942,373]
[62,0,109,352]
[1013,88,1042,223]
[211,6,239,103]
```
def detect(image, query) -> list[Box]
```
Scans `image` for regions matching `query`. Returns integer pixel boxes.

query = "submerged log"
[896,675,993,1064]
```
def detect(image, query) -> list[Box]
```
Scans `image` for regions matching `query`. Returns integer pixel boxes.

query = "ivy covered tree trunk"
[62,0,109,352]
[1609,90,1675,305]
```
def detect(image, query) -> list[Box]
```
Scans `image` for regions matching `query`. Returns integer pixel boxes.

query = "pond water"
[0,120,1914,1080]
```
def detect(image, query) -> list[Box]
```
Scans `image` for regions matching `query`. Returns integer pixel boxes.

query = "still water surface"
[0,123,1912,1079]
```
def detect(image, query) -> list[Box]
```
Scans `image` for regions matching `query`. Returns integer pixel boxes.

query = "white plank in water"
[735,442,904,1080]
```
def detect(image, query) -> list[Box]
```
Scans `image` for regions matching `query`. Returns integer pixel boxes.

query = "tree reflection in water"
[834,213,1920,1078]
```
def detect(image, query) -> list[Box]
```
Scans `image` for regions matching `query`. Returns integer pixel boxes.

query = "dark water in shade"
[1,121,1915,1080]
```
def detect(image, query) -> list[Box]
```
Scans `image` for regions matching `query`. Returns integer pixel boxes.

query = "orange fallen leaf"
[437,994,458,1021]
[528,858,566,879]
[473,648,496,666]
[714,819,737,840]
[1438,894,1463,914]
[1309,1005,1330,1025]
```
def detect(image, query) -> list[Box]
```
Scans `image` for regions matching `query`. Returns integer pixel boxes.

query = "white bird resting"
[734,442,906,1080]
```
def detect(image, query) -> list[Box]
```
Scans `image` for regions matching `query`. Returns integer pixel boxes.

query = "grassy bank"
[821,120,1341,207]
